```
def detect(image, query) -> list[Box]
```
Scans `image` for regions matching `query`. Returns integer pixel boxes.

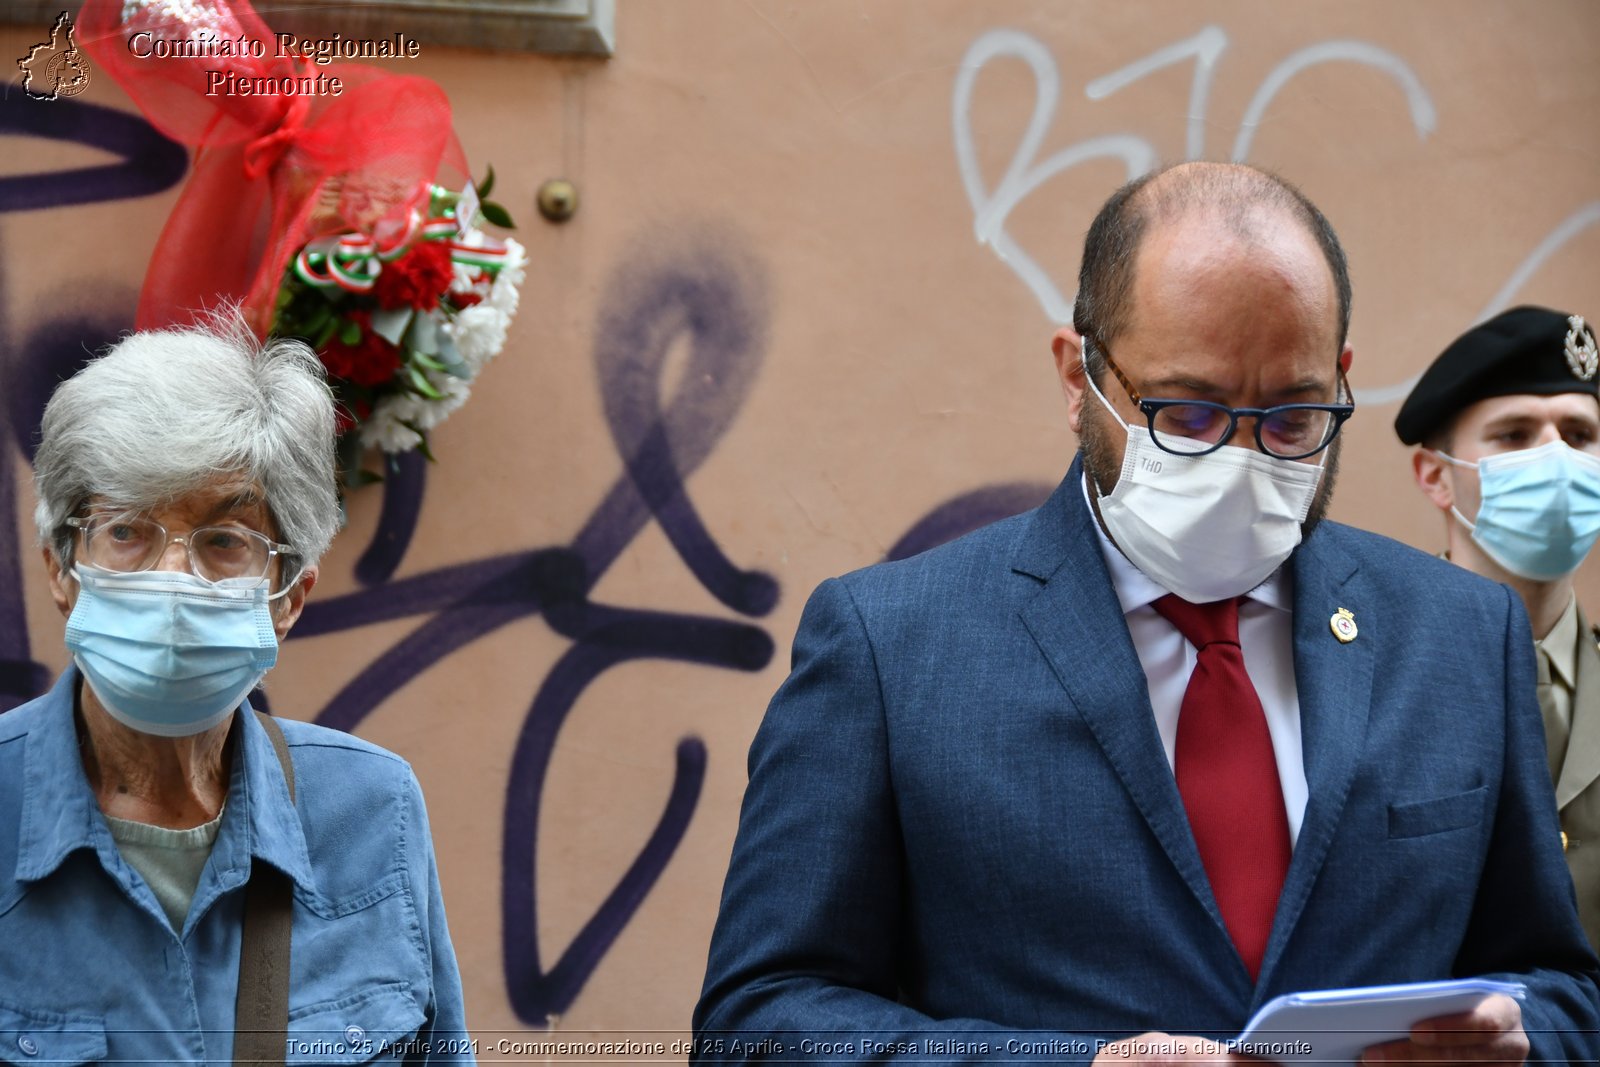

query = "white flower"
[413,374,471,428]
[358,397,424,453]
[448,305,509,375]
[359,373,472,453]
[450,262,487,294]
[443,238,525,376]
[489,239,528,316]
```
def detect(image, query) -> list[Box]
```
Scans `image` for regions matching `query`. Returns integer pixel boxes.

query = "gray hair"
[33,311,339,577]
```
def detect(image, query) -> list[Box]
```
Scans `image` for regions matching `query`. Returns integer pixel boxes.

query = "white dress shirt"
[1082,476,1309,845]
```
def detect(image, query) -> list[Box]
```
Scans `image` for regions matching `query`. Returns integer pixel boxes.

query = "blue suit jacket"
[695,458,1600,1063]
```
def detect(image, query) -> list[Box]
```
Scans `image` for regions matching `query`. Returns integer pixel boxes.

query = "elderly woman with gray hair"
[0,315,474,1063]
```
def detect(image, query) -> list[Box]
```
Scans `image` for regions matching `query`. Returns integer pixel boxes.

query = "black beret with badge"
[1394,305,1599,445]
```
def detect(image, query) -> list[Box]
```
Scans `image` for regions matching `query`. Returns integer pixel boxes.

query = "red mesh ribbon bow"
[78,0,468,334]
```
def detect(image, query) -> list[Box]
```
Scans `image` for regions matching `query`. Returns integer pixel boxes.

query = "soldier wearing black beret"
[1398,304,1600,951]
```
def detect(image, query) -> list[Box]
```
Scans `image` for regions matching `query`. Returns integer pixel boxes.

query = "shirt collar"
[1537,594,1581,690]
[1079,473,1292,614]
[13,667,108,883]
[216,699,316,893]
[15,666,315,895]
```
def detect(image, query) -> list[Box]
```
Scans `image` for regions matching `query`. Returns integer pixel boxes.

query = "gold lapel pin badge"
[1330,607,1358,644]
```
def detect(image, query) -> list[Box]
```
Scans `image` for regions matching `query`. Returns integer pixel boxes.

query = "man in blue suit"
[695,163,1599,1064]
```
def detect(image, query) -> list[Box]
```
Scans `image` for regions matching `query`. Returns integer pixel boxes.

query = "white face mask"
[1084,360,1327,603]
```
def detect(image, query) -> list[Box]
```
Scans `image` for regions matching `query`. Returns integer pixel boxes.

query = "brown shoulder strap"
[235,712,296,1066]
[257,711,296,803]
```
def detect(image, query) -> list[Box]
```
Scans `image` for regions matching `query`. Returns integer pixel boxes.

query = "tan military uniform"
[1544,601,1600,951]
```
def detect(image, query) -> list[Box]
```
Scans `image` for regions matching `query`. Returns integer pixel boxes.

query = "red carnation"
[320,311,402,388]
[373,240,456,311]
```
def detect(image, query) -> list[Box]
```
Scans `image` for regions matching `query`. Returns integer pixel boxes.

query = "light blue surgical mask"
[65,565,279,737]
[1436,440,1600,581]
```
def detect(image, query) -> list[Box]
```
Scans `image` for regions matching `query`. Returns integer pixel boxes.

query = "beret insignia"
[1567,314,1598,382]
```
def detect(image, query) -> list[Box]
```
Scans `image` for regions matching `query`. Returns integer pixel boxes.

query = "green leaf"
[397,420,437,462]
[477,164,496,200]
[338,319,362,346]
[481,200,515,229]
[343,462,380,489]
[406,365,445,399]
[412,352,449,373]
[312,319,339,350]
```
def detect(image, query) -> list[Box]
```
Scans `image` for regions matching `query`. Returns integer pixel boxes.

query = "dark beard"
[1300,433,1340,540]
[1077,384,1124,501]
[1078,386,1342,541]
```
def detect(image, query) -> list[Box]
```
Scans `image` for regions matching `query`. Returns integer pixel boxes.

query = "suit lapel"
[1556,605,1600,809]
[1255,526,1374,992]
[1014,461,1225,942]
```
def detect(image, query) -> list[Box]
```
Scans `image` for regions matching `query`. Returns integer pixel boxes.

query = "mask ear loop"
[1080,345,1134,432]
[1423,448,1482,533]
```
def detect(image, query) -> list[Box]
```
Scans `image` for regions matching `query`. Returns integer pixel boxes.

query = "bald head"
[1073,163,1351,377]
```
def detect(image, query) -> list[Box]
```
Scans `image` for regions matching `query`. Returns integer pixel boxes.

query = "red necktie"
[1152,593,1290,979]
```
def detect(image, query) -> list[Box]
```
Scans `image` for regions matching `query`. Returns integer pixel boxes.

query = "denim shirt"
[0,669,475,1065]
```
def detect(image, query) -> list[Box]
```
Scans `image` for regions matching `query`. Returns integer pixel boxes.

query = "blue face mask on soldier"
[1435,439,1600,581]
[65,566,279,737]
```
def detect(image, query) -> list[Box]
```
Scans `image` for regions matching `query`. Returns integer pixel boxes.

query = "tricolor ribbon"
[294,235,381,293]
[291,193,512,293]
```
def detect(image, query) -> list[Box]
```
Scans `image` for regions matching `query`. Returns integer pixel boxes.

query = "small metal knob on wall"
[537,179,579,223]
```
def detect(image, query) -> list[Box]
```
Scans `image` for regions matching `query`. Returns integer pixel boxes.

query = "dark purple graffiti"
[0,95,187,712]
[0,98,1053,1023]
[589,249,779,617]
[353,451,427,586]
[288,234,783,1022]
[886,481,1054,562]
[0,94,188,213]
[0,451,50,706]
[291,243,1052,1016]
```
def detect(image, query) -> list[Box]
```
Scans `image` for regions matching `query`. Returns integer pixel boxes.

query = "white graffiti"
[953,25,1594,403]
[1363,200,1600,404]
[1230,40,1435,164]
[1082,26,1227,164]
[952,28,1155,326]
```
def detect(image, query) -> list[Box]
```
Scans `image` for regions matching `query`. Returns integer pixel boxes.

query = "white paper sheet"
[1230,978,1527,1065]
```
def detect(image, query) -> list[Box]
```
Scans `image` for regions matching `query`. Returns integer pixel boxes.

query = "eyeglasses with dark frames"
[1087,333,1355,460]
